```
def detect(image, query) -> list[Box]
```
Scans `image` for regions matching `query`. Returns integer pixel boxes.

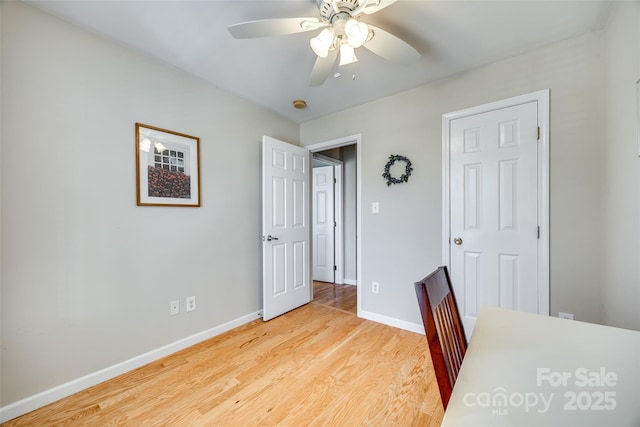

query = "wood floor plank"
[3,285,443,426]
[311,281,357,314]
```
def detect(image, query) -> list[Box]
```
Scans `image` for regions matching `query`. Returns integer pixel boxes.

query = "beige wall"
[1,1,298,407]
[301,31,606,327]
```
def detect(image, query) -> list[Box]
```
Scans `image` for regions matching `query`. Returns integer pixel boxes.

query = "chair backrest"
[414,266,467,409]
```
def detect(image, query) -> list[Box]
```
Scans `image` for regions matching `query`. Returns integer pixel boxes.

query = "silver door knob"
[453,237,463,245]
[265,235,279,242]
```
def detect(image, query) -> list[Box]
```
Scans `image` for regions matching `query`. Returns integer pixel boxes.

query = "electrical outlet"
[186,296,196,312]
[372,281,379,294]
[559,312,574,320]
[170,300,180,316]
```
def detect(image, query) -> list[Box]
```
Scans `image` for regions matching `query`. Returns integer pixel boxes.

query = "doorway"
[442,90,550,337]
[307,135,361,316]
[312,154,342,284]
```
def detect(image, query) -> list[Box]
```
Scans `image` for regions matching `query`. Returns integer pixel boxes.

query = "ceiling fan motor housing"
[317,0,360,22]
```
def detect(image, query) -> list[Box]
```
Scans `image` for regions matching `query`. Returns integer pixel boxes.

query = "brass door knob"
[453,237,463,245]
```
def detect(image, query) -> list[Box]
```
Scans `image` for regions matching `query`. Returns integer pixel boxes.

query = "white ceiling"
[27,0,612,123]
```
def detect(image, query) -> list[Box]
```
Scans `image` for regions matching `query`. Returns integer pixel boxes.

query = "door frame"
[312,153,344,284]
[306,134,362,316]
[442,90,550,316]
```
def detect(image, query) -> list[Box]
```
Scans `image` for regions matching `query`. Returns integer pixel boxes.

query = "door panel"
[272,177,286,228]
[262,136,310,321]
[293,241,305,289]
[271,243,286,295]
[293,180,305,227]
[312,166,335,283]
[499,254,518,309]
[499,160,517,230]
[463,251,480,319]
[450,101,539,337]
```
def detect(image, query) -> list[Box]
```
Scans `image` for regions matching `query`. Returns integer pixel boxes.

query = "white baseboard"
[343,278,357,286]
[359,310,424,334]
[0,310,263,423]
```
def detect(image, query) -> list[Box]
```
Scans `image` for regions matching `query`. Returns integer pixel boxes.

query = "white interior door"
[262,136,311,321]
[313,166,335,283]
[448,100,541,337]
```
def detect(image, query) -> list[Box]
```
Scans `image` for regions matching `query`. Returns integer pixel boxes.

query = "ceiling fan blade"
[310,48,339,86]
[363,25,420,65]
[361,0,398,15]
[228,17,323,39]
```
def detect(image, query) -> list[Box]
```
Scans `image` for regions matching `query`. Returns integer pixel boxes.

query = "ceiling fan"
[227,0,421,86]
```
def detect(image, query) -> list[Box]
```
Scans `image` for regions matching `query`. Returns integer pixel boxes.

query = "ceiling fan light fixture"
[345,18,368,48]
[339,43,358,66]
[310,28,334,58]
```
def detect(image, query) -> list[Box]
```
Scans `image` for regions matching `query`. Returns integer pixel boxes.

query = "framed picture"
[135,123,201,207]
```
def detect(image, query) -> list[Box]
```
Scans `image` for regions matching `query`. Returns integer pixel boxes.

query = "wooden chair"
[414,266,467,409]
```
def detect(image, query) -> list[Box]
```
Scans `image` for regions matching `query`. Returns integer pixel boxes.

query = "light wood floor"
[312,281,357,315]
[3,283,443,426]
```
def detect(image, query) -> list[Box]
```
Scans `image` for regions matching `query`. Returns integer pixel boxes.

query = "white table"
[442,306,640,426]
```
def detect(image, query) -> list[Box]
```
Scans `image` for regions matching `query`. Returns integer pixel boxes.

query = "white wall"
[601,1,640,330]
[301,31,606,328]
[1,1,298,408]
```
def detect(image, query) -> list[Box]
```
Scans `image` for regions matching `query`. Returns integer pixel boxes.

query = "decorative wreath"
[382,154,413,186]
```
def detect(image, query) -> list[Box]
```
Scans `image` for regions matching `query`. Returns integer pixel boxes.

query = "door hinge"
[334,265,337,271]
[334,178,337,184]
[334,221,337,227]
[537,126,541,140]
[537,226,540,239]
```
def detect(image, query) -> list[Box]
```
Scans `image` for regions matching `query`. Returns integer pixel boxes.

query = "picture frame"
[135,123,201,207]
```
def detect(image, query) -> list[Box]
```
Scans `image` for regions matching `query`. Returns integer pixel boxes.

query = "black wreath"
[382,154,413,186]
